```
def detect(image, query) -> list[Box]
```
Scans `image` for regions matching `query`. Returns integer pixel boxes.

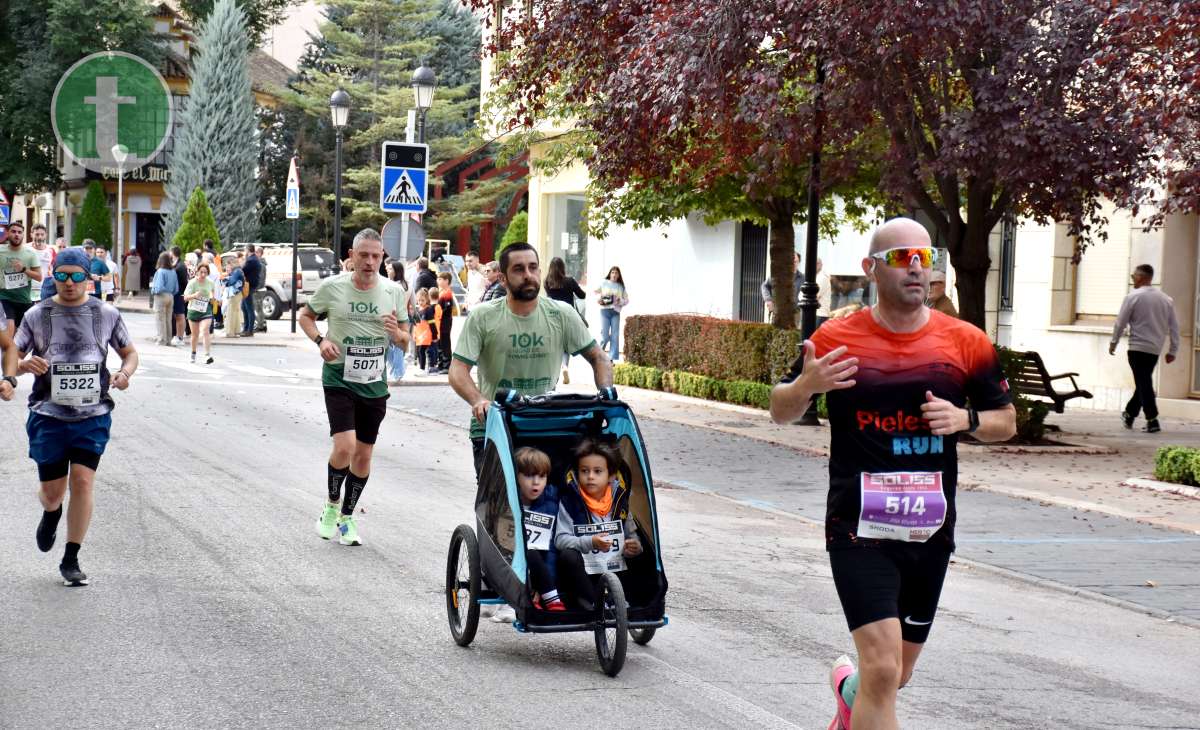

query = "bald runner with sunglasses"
[770,218,1015,730]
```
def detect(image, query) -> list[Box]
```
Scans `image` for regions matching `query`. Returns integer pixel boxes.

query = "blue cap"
[54,247,91,272]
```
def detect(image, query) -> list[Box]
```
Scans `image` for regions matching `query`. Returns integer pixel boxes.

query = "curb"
[656,478,1200,631]
[1123,477,1200,500]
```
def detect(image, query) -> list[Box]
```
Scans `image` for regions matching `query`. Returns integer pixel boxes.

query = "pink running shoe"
[829,654,856,730]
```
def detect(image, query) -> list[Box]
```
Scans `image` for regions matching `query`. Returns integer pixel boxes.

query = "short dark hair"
[31,223,46,232]
[499,242,537,275]
[7,221,23,229]
[171,246,182,257]
[416,256,430,270]
[245,243,255,253]
[574,437,621,476]
[203,239,214,249]
[1135,264,1154,279]
[514,447,551,477]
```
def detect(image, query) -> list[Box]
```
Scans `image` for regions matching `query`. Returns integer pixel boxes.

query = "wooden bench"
[1008,350,1093,413]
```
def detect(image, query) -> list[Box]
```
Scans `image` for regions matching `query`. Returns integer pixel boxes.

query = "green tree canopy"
[172,187,222,254]
[72,181,113,248]
[180,0,302,49]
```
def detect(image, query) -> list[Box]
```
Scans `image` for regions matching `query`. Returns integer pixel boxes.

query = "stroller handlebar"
[493,387,620,410]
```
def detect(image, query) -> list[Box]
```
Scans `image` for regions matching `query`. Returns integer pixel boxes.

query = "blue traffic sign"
[0,206,8,226]
[380,141,428,214]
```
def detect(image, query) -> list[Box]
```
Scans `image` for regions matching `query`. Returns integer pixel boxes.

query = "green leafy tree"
[72,181,113,248]
[0,0,162,193]
[172,187,222,254]
[497,210,527,252]
[164,0,260,246]
[180,0,303,49]
[288,0,511,250]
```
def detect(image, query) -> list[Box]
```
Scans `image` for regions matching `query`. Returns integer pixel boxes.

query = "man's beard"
[511,280,540,301]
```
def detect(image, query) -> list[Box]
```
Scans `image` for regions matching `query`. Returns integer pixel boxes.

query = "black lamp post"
[329,88,351,258]
[797,58,826,426]
[411,66,437,143]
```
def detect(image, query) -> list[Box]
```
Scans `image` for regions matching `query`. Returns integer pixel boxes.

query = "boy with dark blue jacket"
[514,447,566,611]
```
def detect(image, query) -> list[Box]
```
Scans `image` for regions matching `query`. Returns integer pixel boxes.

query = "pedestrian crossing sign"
[379,141,428,214]
[285,157,300,220]
[0,187,8,226]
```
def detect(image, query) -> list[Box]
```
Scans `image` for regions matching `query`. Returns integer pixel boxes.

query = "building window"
[1000,215,1016,311]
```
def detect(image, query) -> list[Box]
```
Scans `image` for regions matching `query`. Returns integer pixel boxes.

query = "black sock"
[327,464,349,503]
[62,541,81,565]
[341,472,368,516]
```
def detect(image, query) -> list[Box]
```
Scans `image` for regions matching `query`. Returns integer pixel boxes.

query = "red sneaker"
[544,598,567,611]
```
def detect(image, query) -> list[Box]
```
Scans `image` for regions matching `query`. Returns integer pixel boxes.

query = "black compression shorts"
[323,386,388,445]
[829,542,951,644]
[2,299,32,329]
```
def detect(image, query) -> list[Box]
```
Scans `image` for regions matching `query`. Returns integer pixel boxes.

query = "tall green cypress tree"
[163,0,260,246]
[72,181,113,248]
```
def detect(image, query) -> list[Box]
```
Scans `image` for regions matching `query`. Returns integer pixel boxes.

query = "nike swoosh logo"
[903,616,933,626]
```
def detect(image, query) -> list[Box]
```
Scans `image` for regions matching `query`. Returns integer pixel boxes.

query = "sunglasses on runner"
[869,246,938,268]
[53,271,89,283]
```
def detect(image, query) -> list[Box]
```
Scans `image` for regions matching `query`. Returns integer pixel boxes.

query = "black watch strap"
[3,375,17,387]
[314,335,324,346]
[967,407,980,433]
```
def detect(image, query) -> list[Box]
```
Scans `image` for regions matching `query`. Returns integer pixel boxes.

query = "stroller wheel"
[446,524,481,647]
[630,627,657,645]
[594,572,628,677]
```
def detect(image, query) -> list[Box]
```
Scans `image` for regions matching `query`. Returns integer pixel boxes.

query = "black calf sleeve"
[327,463,349,503]
[341,472,368,516]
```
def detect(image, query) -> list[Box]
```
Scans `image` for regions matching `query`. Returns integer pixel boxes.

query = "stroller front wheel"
[594,572,629,677]
[446,524,481,647]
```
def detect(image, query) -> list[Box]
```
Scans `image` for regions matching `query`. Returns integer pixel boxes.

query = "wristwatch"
[314,335,324,346]
[966,407,980,433]
[2,375,17,388]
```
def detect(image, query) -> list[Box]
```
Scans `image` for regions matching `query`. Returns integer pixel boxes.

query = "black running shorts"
[828,542,952,644]
[2,299,32,329]
[323,386,388,445]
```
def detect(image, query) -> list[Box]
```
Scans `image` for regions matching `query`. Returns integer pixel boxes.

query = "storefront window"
[548,194,588,279]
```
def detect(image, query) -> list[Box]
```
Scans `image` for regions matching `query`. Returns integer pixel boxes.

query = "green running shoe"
[337,515,362,546]
[315,503,340,540]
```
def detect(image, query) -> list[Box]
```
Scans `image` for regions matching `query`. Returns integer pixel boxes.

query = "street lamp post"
[329,88,351,259]
[411,66,437,144]
[111,144,128,266]
[796,57,826,426]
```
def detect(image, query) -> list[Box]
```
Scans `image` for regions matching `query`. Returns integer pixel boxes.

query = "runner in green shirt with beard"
[300,229,411,547]
[450,242,614,478]
[0,222,44,329]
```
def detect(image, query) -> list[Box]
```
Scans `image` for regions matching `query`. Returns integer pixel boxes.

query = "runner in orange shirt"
[770,217,1016,730]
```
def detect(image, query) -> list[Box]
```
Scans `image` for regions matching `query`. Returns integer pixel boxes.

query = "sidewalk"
[559,356,1200,534]
[116,298,310,349]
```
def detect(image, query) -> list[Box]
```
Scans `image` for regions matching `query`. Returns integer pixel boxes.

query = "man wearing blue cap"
[10,247,139,586]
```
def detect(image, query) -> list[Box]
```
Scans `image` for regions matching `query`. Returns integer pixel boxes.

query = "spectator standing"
[255,246,268,332]
[222,255,245,338]
[435,272,456,372]
[123,249,142,296]
[150,252,179,345]
[927,271,958,318]
[96,248,118,302]
[815,257,832,325]
[595,266,628,362]
[386,260,410,384]
[170,246,188,343]
[240,244,262,337]
[479,261,506,302]
[413,256,437,293]
[462,252,488,313]
[1109,263,1181,433]
[761,251,804,318]
[545,257,587,383]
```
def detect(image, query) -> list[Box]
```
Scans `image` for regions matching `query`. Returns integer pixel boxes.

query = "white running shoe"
[491,604,516,623]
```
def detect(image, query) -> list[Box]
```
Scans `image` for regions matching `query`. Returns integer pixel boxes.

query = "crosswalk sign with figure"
[379,141,428,214]
[0,187,8,226]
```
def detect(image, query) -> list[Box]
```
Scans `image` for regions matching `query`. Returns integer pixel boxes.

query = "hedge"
[614,363,827,417]
[1154,446,1200,486]
[623,314,802,384]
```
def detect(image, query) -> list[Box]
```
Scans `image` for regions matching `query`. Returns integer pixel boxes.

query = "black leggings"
[557,547,659,610]
[37,448,103,482]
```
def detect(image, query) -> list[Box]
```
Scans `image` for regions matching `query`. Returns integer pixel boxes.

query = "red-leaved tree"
[477,0,1168,331]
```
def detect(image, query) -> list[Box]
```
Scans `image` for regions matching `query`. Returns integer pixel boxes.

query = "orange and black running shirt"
[781,308,1011,551]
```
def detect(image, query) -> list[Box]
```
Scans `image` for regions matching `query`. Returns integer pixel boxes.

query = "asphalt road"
[1,312,1197,730]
